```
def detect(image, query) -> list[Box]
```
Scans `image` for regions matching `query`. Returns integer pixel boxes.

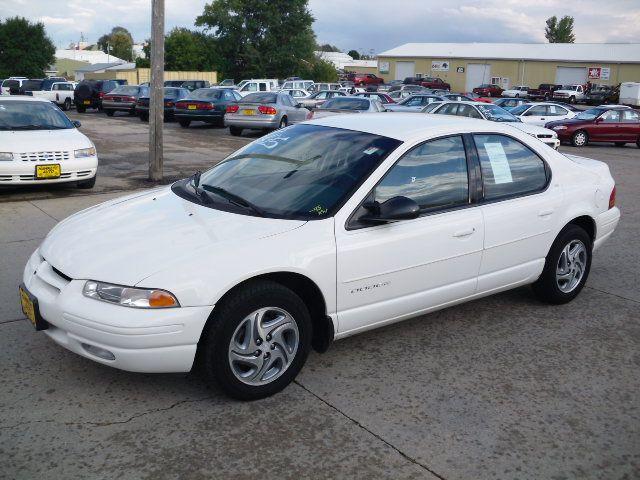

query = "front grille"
[537,134,553,139]
[18,151,71,162]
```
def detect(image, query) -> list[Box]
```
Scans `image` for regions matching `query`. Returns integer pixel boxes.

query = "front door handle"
[453,228,476,238]
[538,209,554,217]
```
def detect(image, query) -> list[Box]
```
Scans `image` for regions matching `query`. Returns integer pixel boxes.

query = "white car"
[553,84,586,104]
[20,114,619,400]
[511,103,578,126]
[501,85,530,98]
[0,96,97,187]
[31,81,76,111]
[279,88,311,100]
[0,77,28,95]
[426,101,561,149]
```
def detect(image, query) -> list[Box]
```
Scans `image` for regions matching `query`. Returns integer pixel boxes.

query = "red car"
[546,106,640,147]
[472,84,503,97]
[348,73,384,87]
[464,92,493,103]
[420,77,451,90]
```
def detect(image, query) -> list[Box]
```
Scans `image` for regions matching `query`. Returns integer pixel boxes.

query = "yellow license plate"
[83,100,90,105]
[19,287,36,327]
[35,164,61,179]
[187,105,197,110]
[242,109,255,115]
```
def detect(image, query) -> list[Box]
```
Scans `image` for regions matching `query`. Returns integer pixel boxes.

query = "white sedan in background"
[0,96,97,187]
[20,114,619,400]
[510,102,578,126]
[502,85,530,98]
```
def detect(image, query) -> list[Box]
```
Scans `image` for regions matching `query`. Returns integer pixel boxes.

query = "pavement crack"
[585,285,640,304]
[0,396,213,431]
[27,201,59,222]
[294,380,446,480]
[0,317,26,325]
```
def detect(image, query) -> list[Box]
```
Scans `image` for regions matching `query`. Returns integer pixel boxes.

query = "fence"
[84,69,218,84]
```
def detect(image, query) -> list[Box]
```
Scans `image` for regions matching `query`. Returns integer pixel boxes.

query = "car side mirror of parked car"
[72,120,81,128]
[360,196,420,223]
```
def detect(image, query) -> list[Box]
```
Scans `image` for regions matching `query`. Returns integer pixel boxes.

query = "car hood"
[554,90,578,95]
[0,128,92,152]
[545,118,589,128]
[509,122,556,135]
[40,187,306,286]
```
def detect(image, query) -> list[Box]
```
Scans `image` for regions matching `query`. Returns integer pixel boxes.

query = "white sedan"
[502,85,530,98]
[20,114,619,400]
[0,96,97,187]
[510,102,578,126]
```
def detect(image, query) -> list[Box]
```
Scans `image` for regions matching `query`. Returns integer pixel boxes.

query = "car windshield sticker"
[483,143,513,184]
[255,130,291,149]
[549,105,557,114]
[309,205,328,216]
[363,147,381,155]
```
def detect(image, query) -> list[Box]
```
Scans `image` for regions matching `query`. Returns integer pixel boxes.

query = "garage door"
[466,64,491,91]
[395,61,415,81]
[555,66,587,85]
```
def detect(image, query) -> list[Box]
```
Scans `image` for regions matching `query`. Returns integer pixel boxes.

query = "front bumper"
[0,156,97,185]
[225,113,279,130]
[22,250,213,373]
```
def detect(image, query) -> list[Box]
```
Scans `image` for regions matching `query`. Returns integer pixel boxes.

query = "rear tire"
[179,120,191,128]
[569,96,576,104]
[532,225,592,304]
[62,98,71,111]
[278,116,288,129]
[139,113,149,122]
[571,130,588,147]
[198,280,312,400]
[229,126,243,136]
[614,142,626,147]
[106,110,114,117]
[77,175,96,189]
[76,106,86,113]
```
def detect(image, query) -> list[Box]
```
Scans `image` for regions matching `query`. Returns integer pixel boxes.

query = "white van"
[619,82,640,107]
[281,80,314,91]
[237,79,279,97]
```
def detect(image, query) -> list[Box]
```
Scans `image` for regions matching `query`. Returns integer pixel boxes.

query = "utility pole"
[149,0,165,181]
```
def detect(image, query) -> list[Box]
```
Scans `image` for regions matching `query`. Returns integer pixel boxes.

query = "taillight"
[199,103,214,110]
[125,96,135,102]
[176,102,187,109]
[226,105,239,113]
[258,105,277,115]
[165,101,174,108]
[98,92,105,98]
[609,186,616,209]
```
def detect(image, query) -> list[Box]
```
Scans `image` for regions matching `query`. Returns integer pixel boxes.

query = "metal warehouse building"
[376,43,640,92]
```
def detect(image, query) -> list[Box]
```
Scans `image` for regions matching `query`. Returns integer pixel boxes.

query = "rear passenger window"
[474,134,547,200]
[374,136,469,211]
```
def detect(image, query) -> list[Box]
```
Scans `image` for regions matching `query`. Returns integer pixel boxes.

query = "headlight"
[0,152,13,161]
[74,147,96,158]
[83,281,179,308]
[553,126,568,130]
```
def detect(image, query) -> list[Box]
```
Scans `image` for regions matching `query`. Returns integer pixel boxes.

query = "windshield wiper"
[201,185,265,217]
[9,124,66,130]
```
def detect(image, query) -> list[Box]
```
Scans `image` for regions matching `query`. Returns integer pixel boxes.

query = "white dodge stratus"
[0,96,97,187]
[20,114,620,400]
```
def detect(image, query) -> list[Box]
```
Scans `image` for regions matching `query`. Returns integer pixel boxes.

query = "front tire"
[77,175,96,189]
[614,142,626,147]
[106,110,114,117]
[229,126,243,136]
[532,225,592,304]
[569,96,576,104]
[571,130,588,147]
[198,280,312,400]
[179,119,190,128]
[62,98,71,111]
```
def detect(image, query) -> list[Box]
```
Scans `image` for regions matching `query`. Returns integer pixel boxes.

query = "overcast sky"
[1,0,638,52]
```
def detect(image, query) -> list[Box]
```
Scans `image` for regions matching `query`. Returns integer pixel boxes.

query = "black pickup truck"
[528,83,562,101]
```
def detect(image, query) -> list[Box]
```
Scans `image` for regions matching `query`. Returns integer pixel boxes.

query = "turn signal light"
[226,105,239,113]
[148,291,179,308]
[258,105,277,115]
[609,186,616,209]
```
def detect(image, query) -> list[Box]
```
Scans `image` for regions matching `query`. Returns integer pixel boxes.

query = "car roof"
[305,112,515,141]
[0,96,51,103]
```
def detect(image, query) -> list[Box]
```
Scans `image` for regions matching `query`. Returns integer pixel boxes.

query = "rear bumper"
[0,156,97,185]
[225,113,279,130]
[102,101,135,111]
[594,207,621,251]
[174,110,224,121]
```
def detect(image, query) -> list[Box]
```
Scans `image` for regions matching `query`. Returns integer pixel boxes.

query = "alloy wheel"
[573,131,587,146]
[228,307,299,386]
[556,240,587,293]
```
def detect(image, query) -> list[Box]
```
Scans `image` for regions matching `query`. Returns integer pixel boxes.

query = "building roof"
[55,49,126,65]
[343,60,378,68]
[74,62,124,73]
[378,43,640,63]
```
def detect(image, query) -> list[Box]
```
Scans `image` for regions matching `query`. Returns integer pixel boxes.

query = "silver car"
[385,94,445,112]
[298,90,346,109]
[225,92,311,136]
[311,97,386,119]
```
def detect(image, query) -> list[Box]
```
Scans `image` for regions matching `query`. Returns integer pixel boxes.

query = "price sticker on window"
[483,143,513,184]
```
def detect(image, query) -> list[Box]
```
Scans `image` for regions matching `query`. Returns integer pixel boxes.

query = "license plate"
[35,164,61,179]
[18,284,47,330]
[187,105,197,110]
[83,100,90,105]
[242,109,255,115]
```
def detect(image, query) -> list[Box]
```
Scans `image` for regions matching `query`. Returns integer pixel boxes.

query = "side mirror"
[595,117,603,123]
[294,103,302,108]
[360,196,420,223]
[73,120,81,128]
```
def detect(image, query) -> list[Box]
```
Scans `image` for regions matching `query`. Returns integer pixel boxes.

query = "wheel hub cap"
[228,307,299,386]
[556,240,587,293]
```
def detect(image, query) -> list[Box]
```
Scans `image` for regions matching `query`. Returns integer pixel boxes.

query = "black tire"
[614,142,626,147]
[532,224,592,305]
[278,116,288,129]
[544,93,550,101]
[128,109,136,116]
[106,110,114,117]
[637,138,640,149]
[198,280,312,400]
[62,98,71,111]
[77,175,96,189]
[139,113,149,122]
[179,120,191,128]
[229,126,243,136]
[76,106,86,113]
[569,96,576,104]
[571,130,588,147]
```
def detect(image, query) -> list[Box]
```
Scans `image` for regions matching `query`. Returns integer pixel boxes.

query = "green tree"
[305,58,338,82]
[97,26,134,61]
[318,43,340,52]
[0,17,55,78]
[164,28,221,71]
[196,0,316,80]
[347,49,360,60]
[545,16,575,43]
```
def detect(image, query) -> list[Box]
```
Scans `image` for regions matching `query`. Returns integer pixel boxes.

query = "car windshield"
[175,124,401,219]
[22,80,43,91]
[477,104,518,122]
[422,102,442,113]
[576,108,604,120]
[509,104,531,115]
[321,98,370,110]
[164,88,186,98]
[240,93,277,104]
[189,89,223,100]
[0,100,74,130]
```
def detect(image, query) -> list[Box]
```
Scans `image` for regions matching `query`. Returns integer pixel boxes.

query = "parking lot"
[1,112,639,479]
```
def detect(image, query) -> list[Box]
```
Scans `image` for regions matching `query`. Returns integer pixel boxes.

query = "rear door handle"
[538,209,554,217]
[453,228,476,238]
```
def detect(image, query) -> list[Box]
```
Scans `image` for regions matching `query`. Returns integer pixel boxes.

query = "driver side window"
[374,136,469,211]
